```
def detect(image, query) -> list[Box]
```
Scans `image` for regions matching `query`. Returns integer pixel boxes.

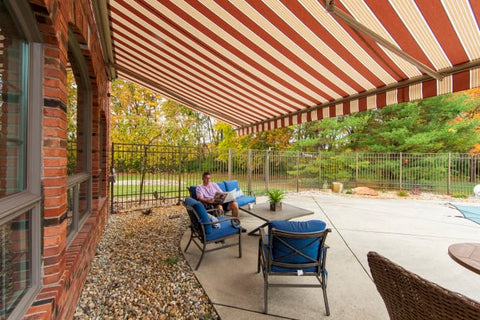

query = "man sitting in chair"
[196,172,244,231]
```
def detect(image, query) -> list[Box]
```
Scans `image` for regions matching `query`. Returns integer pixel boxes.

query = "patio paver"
[182,193,480,319]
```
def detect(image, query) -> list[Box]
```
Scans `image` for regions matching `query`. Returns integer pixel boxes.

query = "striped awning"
[107,1,480,135]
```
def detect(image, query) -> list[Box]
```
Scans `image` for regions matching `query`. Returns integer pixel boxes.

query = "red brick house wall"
[24,0,110,319]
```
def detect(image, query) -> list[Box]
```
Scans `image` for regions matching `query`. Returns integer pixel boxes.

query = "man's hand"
[199,197,213,204]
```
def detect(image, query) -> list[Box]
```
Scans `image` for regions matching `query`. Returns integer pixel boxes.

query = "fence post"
[471,154,476,184]
[138,145,148,205]
[448,153,451,194]
[355,152,359,187]
[178,146,182,203]
[265,149,270,193]
[228,148,232,180]
[318,152,322,190]
[248,149,252,194]
[296,151,300,192]
[110,142,115,213]
[399,152,403,190]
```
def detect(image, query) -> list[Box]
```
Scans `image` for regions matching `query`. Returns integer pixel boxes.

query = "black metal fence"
[109,143,480,211]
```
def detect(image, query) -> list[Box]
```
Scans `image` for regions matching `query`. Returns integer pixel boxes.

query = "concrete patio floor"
[181,192,480,319]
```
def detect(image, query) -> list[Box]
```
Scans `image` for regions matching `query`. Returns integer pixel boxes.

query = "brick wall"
[24,0,110,319]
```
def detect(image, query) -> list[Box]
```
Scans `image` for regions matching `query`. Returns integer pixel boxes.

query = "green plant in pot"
[268,189,285,211]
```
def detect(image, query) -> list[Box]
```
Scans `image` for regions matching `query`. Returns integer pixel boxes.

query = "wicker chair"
[367,251,480,320]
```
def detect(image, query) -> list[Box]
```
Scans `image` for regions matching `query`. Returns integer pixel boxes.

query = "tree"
[110,79,163,145]
[293,115,371,152]
[351,93,480,153]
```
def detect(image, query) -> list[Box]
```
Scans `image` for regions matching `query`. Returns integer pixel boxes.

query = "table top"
[448,243,480,275]
[240,202,313,222]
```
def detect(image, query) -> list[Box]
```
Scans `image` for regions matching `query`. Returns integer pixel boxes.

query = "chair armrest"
[206,208,222,216]
[198,215,240,227]
[259,227,268,246]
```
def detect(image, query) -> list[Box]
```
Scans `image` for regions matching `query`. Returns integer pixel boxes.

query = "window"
[0,0,42,319]
[66,30,92,243]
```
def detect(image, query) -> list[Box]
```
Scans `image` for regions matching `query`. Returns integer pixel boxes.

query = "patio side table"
[448,243,480,275]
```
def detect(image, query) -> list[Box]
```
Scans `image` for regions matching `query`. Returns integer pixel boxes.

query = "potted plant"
[268,189,285,211]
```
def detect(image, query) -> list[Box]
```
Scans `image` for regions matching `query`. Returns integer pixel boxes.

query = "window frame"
[0,0,43,318]
[66,30,92,245]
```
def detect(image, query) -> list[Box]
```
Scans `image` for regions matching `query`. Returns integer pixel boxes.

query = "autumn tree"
[110,79,163,145]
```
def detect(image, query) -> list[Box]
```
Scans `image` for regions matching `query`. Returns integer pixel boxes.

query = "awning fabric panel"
[108,0,480,134]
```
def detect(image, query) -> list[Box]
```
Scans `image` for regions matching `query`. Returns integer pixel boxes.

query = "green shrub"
[164,257,179,265]
[397,190,408,197]
[452,193,468,199]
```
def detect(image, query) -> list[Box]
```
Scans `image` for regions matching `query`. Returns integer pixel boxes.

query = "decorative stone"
[352,187,379,196]
[73,206,219,319]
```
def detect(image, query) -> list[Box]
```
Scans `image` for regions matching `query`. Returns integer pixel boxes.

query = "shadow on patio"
[181,192,480,319]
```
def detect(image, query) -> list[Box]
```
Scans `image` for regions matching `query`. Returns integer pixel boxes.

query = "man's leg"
[228,200,245,232]
[228,200,239,217]
[215,204,224,216]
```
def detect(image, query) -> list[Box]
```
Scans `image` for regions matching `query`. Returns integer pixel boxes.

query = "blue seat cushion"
[216,181,227,192]
[184,197,212,234]
[236,195,255,207]
[205,219,240,242]
[188,186,198,200]
[224,180,239,192]
[268,220,326,273]
[269,220,326,233]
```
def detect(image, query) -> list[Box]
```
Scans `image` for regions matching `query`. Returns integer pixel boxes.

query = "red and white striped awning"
[107,0,480,135]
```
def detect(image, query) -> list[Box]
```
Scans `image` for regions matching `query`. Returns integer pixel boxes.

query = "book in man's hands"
[213,190,236,205]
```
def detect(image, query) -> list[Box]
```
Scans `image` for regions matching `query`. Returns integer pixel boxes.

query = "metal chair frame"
[257,226,331,315]
[183,203,242,270]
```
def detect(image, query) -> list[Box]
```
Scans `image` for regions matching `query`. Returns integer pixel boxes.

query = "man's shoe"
[241,227,247,233]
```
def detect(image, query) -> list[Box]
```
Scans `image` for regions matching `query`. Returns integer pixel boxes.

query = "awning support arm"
[323,0,443,80]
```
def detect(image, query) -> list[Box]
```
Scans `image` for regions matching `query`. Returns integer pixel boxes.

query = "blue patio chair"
[257,220,331,315]
[182,197,242,270]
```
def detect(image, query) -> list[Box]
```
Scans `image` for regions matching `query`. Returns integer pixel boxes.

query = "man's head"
[202,172,211,185]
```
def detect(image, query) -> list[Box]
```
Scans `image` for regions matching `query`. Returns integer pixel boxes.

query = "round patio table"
[448,243,480,275]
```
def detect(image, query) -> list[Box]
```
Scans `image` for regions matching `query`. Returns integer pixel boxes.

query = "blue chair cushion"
[224,180,239,192]
[217,181,227,192]
[188,186,198,200]
[184,197,212,234]
[269,220,326,233]
[205,219,240,242]
[268,220,326,272]
[236,195,255,207]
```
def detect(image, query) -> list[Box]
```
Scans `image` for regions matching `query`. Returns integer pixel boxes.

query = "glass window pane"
[66,68,77,176]
[0,1,28,198]
[0,211,31,318]
[67,187,74,235]
[79,180,89,221]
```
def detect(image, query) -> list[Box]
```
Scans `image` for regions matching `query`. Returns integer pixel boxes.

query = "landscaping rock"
[74,206,219,320]
[353,187,379,196]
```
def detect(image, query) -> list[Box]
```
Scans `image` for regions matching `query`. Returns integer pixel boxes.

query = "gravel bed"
[74,205,219,320]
